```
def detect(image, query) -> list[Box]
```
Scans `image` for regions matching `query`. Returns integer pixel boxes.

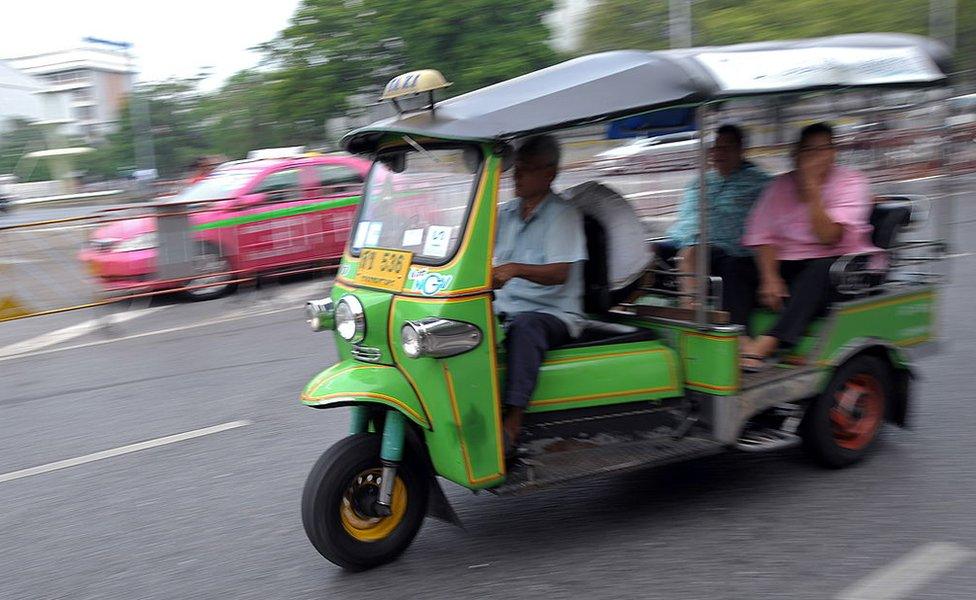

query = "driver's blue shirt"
[493,192,588,337]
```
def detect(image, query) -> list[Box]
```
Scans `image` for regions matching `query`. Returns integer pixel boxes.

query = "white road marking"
[9,224,94,233]
[0,306,165,359]
[0,303,297,363]
[0,257,45,265]
[900,174,946,183]
[625,188,684,199]
[0,420,250,484]
[835,542,975,600]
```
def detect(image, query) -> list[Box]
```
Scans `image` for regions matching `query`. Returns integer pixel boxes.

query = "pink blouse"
[742,166,879,260]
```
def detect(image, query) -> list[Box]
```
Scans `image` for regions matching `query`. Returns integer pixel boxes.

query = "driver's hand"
[759,276,789,311]
[492,263,520,289]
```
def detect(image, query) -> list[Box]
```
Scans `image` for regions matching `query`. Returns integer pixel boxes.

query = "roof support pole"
[695,104,710,327]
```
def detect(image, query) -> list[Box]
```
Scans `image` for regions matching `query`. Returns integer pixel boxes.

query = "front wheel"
[302,433,429,571]
[801,355,890,468]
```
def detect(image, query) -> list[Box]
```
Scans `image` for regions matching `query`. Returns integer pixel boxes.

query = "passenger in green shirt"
[666,124,770,327]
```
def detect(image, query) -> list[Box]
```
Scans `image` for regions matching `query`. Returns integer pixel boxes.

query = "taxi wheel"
[181,242,236,301]
[302,433,428,571]
[800,355,890,469]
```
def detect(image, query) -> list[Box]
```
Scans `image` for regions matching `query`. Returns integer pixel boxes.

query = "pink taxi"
[79,153,371,299]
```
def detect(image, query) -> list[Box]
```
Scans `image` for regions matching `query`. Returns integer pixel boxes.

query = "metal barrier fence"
[0,184,359,322]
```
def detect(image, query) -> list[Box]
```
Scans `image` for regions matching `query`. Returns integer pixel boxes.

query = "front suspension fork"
[350,406,406,516]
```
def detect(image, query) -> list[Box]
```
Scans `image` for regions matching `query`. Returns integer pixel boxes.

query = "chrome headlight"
[335,295,366,343]
[305,298,335,332]
[114,232,157,252]
[401,318,482,359]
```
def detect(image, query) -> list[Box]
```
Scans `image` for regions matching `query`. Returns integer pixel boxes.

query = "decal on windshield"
[352,221,370,249]
[402,228,424,247]
[365,222,383,247]
[423,225,452,258]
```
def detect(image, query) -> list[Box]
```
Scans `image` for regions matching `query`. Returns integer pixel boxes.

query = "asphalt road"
[1,173,974,599]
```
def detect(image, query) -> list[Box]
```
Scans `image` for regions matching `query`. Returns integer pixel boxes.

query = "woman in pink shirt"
[740,122,878,370]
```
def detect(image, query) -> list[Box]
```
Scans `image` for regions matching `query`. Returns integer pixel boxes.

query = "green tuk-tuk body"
[298,35,950,570]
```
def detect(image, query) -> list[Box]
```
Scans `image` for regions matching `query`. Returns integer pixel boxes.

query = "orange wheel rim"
[830,374,884,451]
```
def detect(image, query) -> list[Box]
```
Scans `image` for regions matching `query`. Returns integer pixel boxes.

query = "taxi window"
[253,168,303,203]
[316,164,362,190]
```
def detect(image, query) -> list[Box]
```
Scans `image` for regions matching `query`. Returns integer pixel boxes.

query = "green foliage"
[580,0,975,81]
[75,0,975,182]
[579,0,670,53]
[0,119,53,181]
[265,0,557,104]
[80,80,210,180]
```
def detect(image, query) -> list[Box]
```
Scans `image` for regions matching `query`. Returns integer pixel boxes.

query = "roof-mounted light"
[381,70,452,115]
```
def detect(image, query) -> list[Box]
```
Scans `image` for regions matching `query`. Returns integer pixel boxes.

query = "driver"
[492,135,587,456]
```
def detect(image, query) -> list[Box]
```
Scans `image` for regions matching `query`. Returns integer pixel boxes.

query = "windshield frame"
[348,141,485,268]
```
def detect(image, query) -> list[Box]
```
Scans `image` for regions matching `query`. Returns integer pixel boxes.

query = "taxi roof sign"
[381,69,452,101]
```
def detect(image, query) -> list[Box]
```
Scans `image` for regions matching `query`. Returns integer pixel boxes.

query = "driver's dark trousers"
[502,311,571,408]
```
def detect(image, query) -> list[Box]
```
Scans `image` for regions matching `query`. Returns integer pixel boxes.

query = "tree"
[579,0,671,54]
[80,79,211,180]
[0,119,54,181]
[262,0,559,126]
[578,0,975,86]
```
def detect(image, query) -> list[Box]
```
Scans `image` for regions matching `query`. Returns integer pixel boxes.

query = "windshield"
[169,167,259,203]
[351,145,482,264]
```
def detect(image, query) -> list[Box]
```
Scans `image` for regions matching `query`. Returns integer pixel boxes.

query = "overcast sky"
[0,0,302,88]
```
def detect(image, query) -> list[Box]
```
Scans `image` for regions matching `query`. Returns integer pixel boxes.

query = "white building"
[0,60,73,133]
[6,44,136,141]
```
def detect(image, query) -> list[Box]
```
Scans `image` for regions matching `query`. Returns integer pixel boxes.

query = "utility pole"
[669,0,693,49]
[929,0,957,52]
[84,37,157,196]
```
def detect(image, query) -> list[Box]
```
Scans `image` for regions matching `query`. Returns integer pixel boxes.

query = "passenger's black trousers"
[502,312,571,408]
[750,257,838,347]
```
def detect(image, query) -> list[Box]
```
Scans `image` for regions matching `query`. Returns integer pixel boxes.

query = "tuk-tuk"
[298,34,951,570]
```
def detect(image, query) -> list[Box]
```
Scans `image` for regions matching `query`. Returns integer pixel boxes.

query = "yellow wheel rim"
[339,468,408,542]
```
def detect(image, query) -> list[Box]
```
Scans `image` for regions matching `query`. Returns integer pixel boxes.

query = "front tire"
[302,433,429,571]
[801,355,890,468]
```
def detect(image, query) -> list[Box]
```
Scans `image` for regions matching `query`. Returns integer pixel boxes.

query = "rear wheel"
[302,433,428,571]
[801,355,889,468]
[180,242,236,301]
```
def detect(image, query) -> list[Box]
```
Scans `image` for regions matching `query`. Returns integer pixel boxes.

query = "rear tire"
[180,241,236,301]
[801,355,890,468]
[302,433,428,571]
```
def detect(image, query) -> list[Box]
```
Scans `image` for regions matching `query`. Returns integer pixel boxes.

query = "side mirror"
[378,152,406,174]
[236,192,267,207]
[494,142,515,172]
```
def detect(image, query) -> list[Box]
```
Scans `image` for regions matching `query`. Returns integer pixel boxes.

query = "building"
[0,60,72,133]
[6,43,136,141]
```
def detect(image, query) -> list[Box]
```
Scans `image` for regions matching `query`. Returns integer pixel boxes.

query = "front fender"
[300,362,430,429]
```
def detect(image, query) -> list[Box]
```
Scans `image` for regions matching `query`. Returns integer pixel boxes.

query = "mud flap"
[427,477,464,529]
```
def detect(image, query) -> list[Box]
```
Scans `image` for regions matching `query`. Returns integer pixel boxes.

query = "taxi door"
[234,166,317,271]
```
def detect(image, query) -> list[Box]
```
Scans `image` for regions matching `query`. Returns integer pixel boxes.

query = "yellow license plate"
[353,248,413,292]
[85,261,102,277]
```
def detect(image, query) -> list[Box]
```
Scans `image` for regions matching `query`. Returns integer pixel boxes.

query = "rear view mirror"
[495,143,515,172]
[378,152,406,174]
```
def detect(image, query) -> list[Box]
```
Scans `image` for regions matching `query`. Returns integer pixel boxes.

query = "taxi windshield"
[170,167,260,203]
[351,144,482,264]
